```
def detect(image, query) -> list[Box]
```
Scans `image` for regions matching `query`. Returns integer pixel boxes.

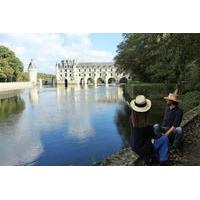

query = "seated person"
[129,95,169,165]
[154,90,183,149]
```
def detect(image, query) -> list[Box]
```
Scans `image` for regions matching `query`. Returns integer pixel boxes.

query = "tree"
[0,45,23,82]
[114,33,200,84]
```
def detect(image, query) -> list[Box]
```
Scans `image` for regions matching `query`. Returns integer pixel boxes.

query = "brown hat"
[163,89,180,102]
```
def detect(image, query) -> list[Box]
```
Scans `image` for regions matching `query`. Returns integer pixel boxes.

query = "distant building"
[55,59,130,86]
[28,59,37,85]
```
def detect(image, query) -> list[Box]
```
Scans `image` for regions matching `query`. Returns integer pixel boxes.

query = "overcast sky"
[0,33,123,74]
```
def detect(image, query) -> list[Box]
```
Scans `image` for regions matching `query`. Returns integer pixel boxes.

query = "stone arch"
[65,79,68,87]
[87,78,94,85]
[80,78,84,85]
[97,77,105,85]
[107,77,116,84]
[119,77,128,84]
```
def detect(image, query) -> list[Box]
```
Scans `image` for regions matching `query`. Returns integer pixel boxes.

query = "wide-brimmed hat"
[163,89,180,102]
[130,95,152,113]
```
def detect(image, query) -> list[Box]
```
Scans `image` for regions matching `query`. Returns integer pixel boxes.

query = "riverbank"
[94,105,200,166]
[0,82,33,92]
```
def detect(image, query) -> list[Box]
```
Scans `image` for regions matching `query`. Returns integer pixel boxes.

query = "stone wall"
[0,82,33,92]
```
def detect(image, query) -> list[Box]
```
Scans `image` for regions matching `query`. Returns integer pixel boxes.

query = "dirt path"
[171,116,200,166]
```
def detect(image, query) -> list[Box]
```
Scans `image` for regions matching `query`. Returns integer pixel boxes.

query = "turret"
[28,59,37,85]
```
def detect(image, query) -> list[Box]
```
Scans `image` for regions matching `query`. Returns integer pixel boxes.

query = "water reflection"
[56,85,124,140]
[29,87,39,106]
[115,103,131,147]
[0,85,127,165]
[0,95,25,121]
[56,85,94,140]
[0,91,43,165]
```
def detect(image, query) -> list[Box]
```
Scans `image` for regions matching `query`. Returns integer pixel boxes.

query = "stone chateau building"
[56,59,130,86]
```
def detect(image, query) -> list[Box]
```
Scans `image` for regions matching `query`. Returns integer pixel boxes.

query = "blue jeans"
[153,136,169,161]
[153,124,183,148]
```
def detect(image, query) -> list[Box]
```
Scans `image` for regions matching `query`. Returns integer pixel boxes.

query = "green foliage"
[17,72,29,82]
[181,91,200,112]
[0,96,25,121]
[115,33,200,85]
[0,45,23,82]
[37,73,55,80]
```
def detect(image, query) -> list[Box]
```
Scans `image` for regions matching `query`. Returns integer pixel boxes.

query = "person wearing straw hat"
[129,95,169,165]
[153,90,183,149]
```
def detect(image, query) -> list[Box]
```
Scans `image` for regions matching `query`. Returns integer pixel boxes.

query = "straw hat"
[130,95,152,113]
[163,89,180,102]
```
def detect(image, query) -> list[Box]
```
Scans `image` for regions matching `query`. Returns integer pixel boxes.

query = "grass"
[181,90,200,113]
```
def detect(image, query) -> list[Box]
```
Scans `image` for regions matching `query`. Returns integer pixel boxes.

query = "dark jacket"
[129,116,156,157]
[162,105,183,128]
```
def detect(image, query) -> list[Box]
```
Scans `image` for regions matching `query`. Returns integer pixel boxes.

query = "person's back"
[129,95,169,165]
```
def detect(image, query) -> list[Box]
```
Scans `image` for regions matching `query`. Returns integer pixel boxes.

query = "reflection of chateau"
[56,85,124,140]
[56,59,130,85]
[29,87,38,106]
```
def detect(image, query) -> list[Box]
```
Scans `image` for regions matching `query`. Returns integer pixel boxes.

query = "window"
[100,73,101,76]
[65,73,67,76]
[60,74,62,77]
[85,69,86,72]
[111,73,112,76]
[89,69,91,72]
[79,74,81,76]
[89,73,91,76]
[79,69,81,72]
[70,74,72,76]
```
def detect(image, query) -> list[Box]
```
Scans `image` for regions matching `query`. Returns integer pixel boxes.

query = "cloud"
[0,33,114,73]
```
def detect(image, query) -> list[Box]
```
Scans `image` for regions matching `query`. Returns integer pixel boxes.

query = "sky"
[0,33,123,74]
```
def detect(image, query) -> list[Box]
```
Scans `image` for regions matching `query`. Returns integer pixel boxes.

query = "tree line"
[114,33,200,90]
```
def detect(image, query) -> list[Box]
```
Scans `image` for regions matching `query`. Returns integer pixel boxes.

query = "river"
[0,84,171,166]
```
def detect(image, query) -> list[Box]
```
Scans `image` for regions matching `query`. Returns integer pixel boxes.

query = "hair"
[131,110,150,128]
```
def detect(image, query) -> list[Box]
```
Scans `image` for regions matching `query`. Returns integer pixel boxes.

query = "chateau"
[55,59,130,86]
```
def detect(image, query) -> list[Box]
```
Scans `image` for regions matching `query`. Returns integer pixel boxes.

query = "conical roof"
[28,59,36,70]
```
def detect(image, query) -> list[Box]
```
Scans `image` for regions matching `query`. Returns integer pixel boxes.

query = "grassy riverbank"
[181,90,200,112]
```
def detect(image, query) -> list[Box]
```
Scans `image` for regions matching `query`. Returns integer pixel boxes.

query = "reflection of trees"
[114,103,131,147]
[0,96,25,120]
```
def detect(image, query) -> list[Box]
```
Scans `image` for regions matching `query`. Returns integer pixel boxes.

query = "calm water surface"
[0,85,131,166]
